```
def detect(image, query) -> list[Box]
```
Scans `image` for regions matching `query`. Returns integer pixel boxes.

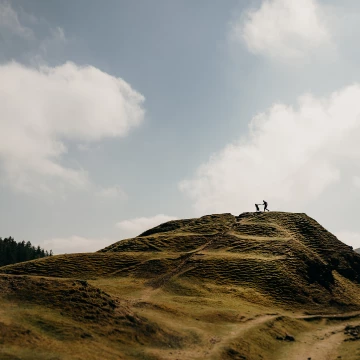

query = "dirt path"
[208,311,360,360]
[147,314,277,360]
[276,311,360,360]
[206,311,360,360]
[277,322,345,360]
[297,310,360,321]
[206,314,277,359]
[145,310,360,360]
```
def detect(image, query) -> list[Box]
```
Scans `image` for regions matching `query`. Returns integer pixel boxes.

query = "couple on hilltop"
[255,200,269,212]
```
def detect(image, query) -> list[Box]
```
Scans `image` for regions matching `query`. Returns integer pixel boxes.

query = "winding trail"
[277,311,360,360]
[277,323,345,360]
[206,314,277,359]
[207,311,360,360]
[145,309,360,360]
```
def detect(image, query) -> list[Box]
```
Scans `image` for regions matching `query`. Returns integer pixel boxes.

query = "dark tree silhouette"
[0,237,52,267]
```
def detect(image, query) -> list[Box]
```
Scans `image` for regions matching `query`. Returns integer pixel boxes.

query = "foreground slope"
[1,212,360,360]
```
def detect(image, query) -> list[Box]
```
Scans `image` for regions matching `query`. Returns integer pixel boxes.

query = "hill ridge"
[2,211,360,308]
[2,211,360,359]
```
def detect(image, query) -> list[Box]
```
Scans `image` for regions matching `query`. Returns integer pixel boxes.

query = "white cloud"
[96,186,127,199]
[116,214,179,238]
[40,235,114,255]
[0,1,33,38]
[235,0,332,61]
[180,84,360,215]
[52,27,66,43]
[0,2,69,64]
[335,231,360,249]
[36,26,67,62]
[0,61,145,193]
[42,215,178,254]
[353,176,360,188]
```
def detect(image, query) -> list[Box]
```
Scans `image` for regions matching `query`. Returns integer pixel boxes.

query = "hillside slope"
[1,212,360,360]
[3,212,360,308]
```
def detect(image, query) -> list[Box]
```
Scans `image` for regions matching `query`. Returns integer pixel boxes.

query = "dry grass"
[1,212,360,359]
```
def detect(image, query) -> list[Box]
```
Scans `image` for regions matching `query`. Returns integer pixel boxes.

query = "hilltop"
[1,212,360,359]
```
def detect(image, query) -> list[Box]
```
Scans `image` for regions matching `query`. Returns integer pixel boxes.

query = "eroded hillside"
[4,212,360,308]
[1,212,360,359]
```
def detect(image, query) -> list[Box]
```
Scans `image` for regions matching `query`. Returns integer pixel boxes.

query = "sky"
[1,0,360,253]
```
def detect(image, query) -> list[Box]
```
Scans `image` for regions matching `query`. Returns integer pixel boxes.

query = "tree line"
[0,237,52,267]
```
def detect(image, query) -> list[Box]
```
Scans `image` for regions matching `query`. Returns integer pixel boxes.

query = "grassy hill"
[1,212,360,359]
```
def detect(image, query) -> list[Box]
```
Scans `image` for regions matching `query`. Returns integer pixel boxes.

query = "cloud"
[0,1,33,38]
[96,186,127,199]
[234,0,332,61]
[335,231,360,249]
[40,235,114,255]
[0,2,70,66]
[38,26,67,58]
[180,84,360,215]
[0,61,145,193]
[43,215,178,254]
[116,214,179,238]
[353,176,360,188]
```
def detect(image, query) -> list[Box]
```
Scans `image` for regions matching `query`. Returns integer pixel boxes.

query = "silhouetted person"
[255,204,261,212]
[263,200,269,211]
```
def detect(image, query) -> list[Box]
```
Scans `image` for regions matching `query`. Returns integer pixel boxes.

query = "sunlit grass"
[1,212,360,359]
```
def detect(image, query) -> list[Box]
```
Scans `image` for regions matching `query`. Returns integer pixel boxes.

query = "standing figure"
[255,204,261,212]
[263,200,270,211]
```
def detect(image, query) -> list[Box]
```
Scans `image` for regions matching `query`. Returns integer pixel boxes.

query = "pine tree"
[0,237,52,267]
